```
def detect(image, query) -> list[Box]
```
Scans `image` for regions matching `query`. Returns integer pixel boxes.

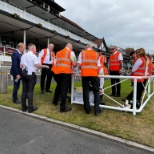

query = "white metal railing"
[0,1,97,47]
[71,75,154,116]
[0,55,11,62]
[0,53,2,66]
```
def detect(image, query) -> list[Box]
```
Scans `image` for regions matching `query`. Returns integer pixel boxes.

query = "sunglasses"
[111,48,115,50]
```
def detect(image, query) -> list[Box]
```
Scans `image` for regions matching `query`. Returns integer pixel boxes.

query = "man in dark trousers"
[20,43,49,113]
[52,43,77,112]
[78,44,103,116]
[109,46,123,97]
[38,43,55,94]
[10,42,25,103]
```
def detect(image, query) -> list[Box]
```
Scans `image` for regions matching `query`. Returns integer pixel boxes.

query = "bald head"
[66,43,73,51]
[85,44,92,50]
[48,43,54,51]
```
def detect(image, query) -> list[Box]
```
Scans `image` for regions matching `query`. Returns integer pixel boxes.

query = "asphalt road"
[0,108,150,154]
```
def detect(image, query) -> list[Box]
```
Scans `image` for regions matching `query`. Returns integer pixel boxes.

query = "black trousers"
[126,82,145,102]
[21,72,36,110]
[40,63,52,91]
[12,76,20,101]
[82,77,100,113]
[53,73,71,110]
[110,71,121,96]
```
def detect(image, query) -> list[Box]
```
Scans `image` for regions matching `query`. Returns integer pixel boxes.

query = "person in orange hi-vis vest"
[38,43,55,94]
[109,46,123,97]
[52,43,77,112]
[125,48,147,109]
[97,48,107,105]
[78,44,103,116]
[145,54,153,77]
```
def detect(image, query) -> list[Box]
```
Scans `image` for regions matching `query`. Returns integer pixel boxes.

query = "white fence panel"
[71,75,154,116]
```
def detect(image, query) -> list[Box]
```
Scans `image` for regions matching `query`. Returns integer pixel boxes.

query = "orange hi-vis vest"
[148,61,153,76]
[145,57,153,76]
[132,57,146,82]
[98,65,108,75]
[54,47,72,74]
[51,56,56,73]
[80,49,98,77]
[100,55,106,66]
[109,52,121,71]
[41,48,55,64]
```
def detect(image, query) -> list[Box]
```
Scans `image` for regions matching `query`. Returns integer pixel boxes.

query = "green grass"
[0,79,154,148]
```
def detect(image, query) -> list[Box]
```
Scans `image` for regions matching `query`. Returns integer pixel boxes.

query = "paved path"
[0,107,151,154]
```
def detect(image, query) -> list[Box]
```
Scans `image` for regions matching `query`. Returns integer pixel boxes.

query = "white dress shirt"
[38,48,53,64]
[21,51,39,75]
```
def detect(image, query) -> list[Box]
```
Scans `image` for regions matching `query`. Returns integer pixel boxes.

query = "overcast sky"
[56,0,154,54]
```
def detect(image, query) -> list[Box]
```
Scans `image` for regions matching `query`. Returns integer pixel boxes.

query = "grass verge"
[0,79,154,147]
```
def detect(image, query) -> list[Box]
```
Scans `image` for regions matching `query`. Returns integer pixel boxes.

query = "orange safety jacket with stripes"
[148,61,153,76]
[109,52,121,71]
[98,65,108,75]
[54,47,72,74]
[145,57,153,76]
[80,49,99,77]
[99,55,106,66]
[132,57,146,82]
[41,48,55,64]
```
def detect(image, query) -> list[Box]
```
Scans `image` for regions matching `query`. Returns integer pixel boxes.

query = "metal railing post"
[148,78,151,97]
[71,75,75,104]
[133,78,137,115]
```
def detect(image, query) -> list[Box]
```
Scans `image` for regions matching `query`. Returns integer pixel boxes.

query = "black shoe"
[13,100,21,104]
[136,101,141,109]
[86,111,90,114]
[115,94,121,97]
[95,108,103,116]
[110,94,115,96]
[28,106,38,113]
[100,101,106,105]
[41,91,44,94]
[22,106,28,112]
[60,107,72,113]
[46,90,52,93]
[52,102,58,106]
[122,98,126,102]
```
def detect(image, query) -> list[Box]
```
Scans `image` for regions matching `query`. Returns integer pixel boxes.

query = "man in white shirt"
[38,43,55,94]
[21,43,49,113]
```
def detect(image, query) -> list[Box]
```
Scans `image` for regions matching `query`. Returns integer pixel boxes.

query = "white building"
[0,0,99,62]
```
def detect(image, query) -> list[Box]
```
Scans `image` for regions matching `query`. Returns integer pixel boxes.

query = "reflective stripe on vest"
[81,49,98,77]
[82,50,97,69]
[56,50,71,69]
[55,48,72,74]
[109,52,121,71]
[132,57,146,82]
